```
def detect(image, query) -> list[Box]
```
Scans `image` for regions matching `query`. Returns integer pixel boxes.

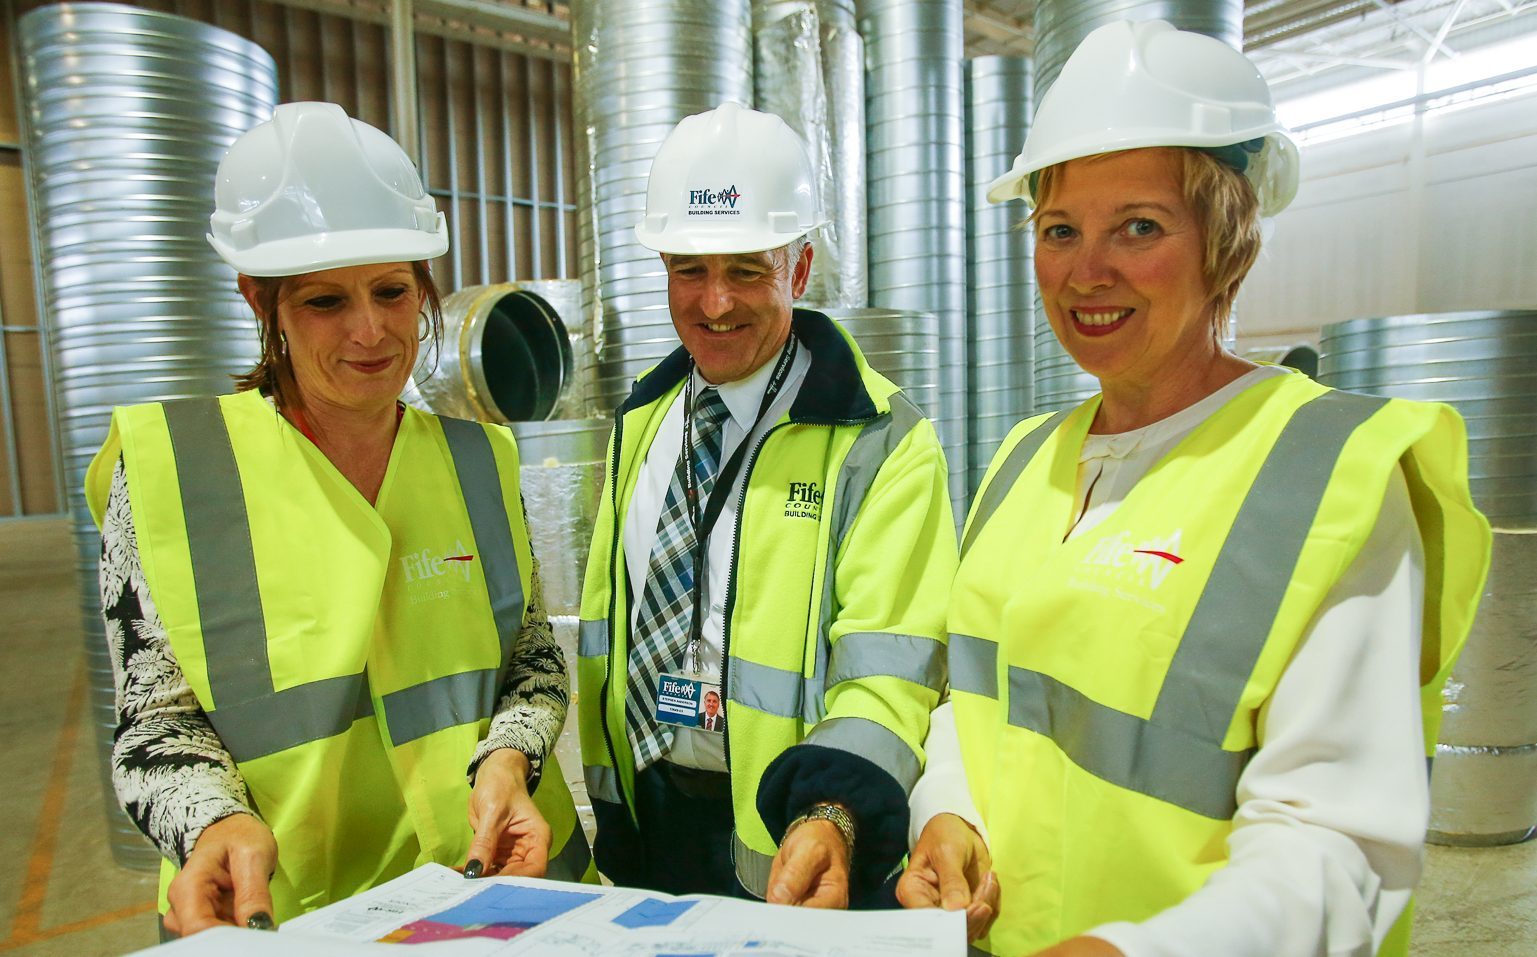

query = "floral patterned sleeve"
[100,457,258,866]
[467,511,570,793]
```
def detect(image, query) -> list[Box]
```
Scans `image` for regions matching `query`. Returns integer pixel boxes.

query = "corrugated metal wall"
[0,0,577,517]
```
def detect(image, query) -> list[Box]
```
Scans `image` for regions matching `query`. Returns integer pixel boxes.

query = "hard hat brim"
[209,222,450,277]
[633,223,815,257]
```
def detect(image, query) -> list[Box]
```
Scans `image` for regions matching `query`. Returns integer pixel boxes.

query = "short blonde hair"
[1031,147,1261,334]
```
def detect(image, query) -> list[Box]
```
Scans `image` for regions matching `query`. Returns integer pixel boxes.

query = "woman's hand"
[465,748,552,878]
[1030,937,1124,957]
[895,813,1000,941]
[164,813,277,937]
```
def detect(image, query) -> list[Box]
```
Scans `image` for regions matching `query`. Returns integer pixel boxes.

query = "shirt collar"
[691,335,795,431]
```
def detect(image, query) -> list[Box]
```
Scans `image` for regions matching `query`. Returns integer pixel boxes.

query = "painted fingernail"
[246,912,274,930]
[464,859,483,880]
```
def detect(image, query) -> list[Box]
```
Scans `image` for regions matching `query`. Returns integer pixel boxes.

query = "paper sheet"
[128,863,964,956]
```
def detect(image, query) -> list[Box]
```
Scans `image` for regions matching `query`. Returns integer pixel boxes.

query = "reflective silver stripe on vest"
[1151,391,1393,741]
[209,672,375,763]
[807,393,927,725]
[947,391,1391,819]
[162,398,272,706]
[827,631,945,690]
[578,618,609,657]
[162,401,526,761]
[546,824,593,883]
[732,831,773,899]
[960,412,1062,559]
[946,632,998,700]
[383,668,499,745]
[802,715,922,792]
[439,417,526,664]
[729,657,804,719]
[584,763,621,804]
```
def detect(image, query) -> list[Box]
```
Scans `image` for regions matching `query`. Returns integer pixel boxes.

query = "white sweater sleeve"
[1089,467,1429,957]
[908,699,989,846]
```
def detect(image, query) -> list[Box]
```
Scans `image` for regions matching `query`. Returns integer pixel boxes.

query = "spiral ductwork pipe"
[823,308,939,416]
[753,0,866,309]
[1319,309,1537,845]
[859,0,968,520]
[965,56,1033,495]
[1028,0,1246,414]
[572,0,753,414]
[17,1,277,869]
[415,280,591,423]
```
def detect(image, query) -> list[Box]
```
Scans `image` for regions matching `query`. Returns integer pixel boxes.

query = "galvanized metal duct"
[1318,309,1537,845]
[965,56,1033,495]
[572,0,753,414]
[823,308,940,417]
[1028,0,1246,414]
[16,1,277,870]
[415,280,592,423]
[752,0,867,309]
[1241,343,1320,378]
[859,0,968,519]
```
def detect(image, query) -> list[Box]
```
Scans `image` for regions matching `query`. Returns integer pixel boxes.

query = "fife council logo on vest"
[687,184,742,217]
[785,481,822,520]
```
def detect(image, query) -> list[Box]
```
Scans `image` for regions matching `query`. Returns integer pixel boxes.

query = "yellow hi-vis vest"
[85,389,594,921]
[577,311,954,896]
[949,373,1489,956]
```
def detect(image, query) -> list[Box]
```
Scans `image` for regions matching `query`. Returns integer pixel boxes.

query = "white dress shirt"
[623,337,813,772]
[909,366,1430,957]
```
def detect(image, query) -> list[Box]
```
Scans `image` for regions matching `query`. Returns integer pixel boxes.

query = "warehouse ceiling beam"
[1369,0,1446,51]
[1421,0,1471,61]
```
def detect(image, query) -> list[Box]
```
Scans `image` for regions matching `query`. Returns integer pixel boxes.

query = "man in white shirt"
[576,102,956,907]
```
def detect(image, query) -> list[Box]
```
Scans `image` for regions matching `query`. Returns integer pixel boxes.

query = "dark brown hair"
[1030,147,1262,335]
[233,261,444,410]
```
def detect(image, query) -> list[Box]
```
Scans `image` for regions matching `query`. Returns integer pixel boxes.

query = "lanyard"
[679,334,798,672]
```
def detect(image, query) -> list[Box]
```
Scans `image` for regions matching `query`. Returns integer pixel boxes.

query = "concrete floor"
[0,516,1532,956]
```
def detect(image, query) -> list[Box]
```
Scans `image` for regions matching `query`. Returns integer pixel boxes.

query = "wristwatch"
[785,802,856,859]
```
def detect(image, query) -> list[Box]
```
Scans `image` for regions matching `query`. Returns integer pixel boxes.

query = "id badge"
[654,672,725,733]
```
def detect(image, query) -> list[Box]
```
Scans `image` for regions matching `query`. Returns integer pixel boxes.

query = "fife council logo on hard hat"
[687,184,743,217]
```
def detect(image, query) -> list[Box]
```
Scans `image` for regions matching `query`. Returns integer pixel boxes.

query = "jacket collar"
[618,308,879,423]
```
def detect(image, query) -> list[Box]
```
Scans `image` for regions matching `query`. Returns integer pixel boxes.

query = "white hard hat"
[987,20,1300,217]
[208,102,449,276]
[634,101,826,255]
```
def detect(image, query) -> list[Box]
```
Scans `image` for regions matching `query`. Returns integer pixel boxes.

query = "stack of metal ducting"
[859,0,967,519]
[824,308,940,417]
[753,0,866,309]
[512,416,610,842]
[1318,309,1537,845]
[16,2,276,869]
[415,280,593,423]
[1027,0,1246,414]
[572,0,753,414]
[965,56,1033,493]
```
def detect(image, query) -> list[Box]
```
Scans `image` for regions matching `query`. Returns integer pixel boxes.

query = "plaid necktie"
[627,385,732,771]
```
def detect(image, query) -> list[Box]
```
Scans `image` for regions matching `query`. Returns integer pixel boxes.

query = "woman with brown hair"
[86,102,590,938]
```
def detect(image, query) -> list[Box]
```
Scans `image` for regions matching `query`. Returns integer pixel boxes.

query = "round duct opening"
[474,290,574,422]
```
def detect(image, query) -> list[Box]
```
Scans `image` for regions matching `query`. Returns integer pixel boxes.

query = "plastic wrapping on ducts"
[572,0,753,413]
[822,308,940,418]
[415,280,592,423]
[753,0,866,308]
[511,417,610,839]
[965,56,1032,494]
[1026,0,1245,415]
[17,1,277,870]
[859,0,967,521]
[1319,310,1537,845]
